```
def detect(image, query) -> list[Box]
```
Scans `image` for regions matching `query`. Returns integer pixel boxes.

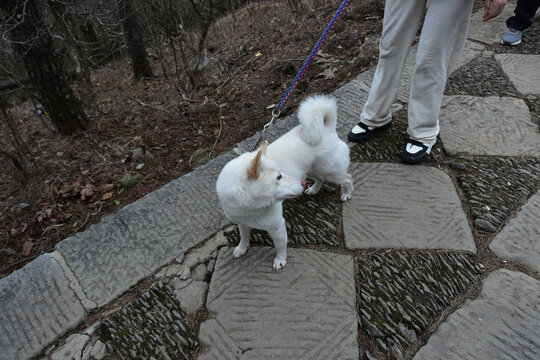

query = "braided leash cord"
[250,0,351,151]
[268,0,351,127]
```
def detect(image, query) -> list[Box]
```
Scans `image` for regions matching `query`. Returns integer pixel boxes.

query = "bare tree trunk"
[188,0,214,72]
[0,0,88,135]
[0,102,35,177]
[120,0,153,79]
[48,0,95,110]
[0,149,23,173]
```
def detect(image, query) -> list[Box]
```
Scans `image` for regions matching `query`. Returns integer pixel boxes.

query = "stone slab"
[414,269,540,359]
[439,96,540,156]
[0,254,86,360]
[454,40,486,74]
[343,163,475,252]
[56,152,235,307]
[490,191,540,272]
[467,6,515,45]
[199,247,358,360]
[334,75,371,140]
[495,53,540,95]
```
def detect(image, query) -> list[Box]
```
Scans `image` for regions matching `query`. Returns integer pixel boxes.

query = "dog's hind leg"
[340,173,354,202]
[233,223,251,258]
[269,219,288,270]
[304,175,324,196]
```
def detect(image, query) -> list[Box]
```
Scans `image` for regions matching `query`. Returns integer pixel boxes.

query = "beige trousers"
[360,0,474,142]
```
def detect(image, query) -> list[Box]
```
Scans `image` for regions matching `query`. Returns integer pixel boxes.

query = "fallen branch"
[127,95,169,112]
[208,105,223,159]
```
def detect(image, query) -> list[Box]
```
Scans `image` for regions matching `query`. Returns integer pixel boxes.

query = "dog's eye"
[276,175,282,180]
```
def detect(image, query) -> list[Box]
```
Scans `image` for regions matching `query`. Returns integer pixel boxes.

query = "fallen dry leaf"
[319,67,337,79]
[80,183,95,200]
[2,248,17,255]
[59,184,73,197]
[22,241,33,256]
[99,183,115,192]
[101,192,113,200]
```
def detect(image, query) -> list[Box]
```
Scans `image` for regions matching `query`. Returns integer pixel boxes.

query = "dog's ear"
[259,140,268,155]
[247,147,264,180]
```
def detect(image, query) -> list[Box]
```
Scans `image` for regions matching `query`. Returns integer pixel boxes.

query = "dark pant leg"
[506,0,540,31]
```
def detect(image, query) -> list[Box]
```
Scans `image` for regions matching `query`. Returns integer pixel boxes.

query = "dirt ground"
[0,0,386,277]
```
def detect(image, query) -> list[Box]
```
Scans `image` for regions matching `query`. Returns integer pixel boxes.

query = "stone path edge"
[0,151,237,360]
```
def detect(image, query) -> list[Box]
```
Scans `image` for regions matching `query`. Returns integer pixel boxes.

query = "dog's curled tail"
[297,95,337,145]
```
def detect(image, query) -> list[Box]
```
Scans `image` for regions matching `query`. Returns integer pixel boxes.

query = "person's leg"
[354,0,426,129]
[406,0,474,145]
[507,0,540,31]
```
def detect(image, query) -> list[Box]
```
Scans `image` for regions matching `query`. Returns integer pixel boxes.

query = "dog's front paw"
[340,193,352,202]
[304,186,320,196]
[233,245,248,258]
[273,257,286,271]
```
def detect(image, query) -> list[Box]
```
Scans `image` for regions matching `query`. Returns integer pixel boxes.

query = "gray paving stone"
[56,152,234,307]
[414,269,540,360]
[456,41,486,72]
[335,77,371,139]
[0,254,86,360]
[495,53,540,95]
[439,96,540,156]
[343,163,475,252]
[199,247,358,360]
[467,7,515,45]
[490,191,540,272]
[50,333,90,360]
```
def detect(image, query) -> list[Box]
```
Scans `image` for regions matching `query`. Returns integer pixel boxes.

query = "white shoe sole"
[501,38,521,46]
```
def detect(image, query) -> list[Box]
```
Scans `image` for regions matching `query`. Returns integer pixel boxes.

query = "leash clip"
[263,109,281,131]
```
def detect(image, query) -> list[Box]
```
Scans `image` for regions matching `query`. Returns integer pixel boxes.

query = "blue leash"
[264,0,351,131]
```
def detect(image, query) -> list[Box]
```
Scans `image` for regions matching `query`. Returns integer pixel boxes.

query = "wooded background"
[0,0,385,276]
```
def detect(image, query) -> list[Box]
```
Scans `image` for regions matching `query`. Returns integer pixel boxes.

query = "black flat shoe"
[347,120,392,143]
[401,139,436,164]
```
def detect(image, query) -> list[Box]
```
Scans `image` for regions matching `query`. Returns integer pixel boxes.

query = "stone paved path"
[1,4,539,360]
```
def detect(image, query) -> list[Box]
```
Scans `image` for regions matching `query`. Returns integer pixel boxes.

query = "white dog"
[216,95,353,270]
